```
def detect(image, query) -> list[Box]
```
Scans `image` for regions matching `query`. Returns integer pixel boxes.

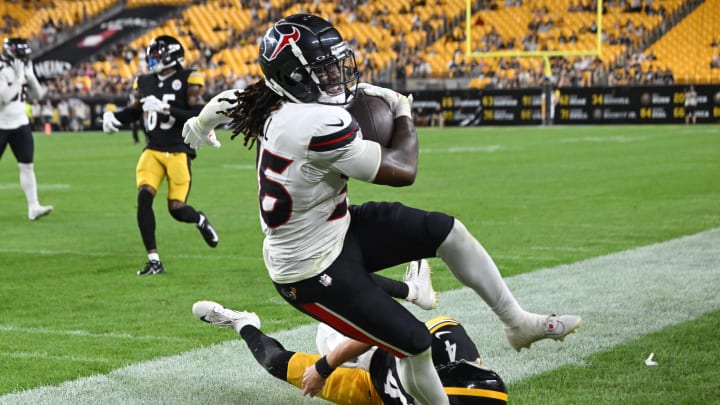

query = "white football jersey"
[0,59,30,129]
[260,102,382,283]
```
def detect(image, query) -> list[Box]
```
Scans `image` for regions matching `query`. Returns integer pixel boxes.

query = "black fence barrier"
[411,84,720,126]
[81,85,720,131]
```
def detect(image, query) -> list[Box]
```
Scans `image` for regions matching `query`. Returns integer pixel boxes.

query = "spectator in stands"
[685,85,697,125]
[30,99,41,131]
[711,54,720,69]
[41,99,53,131]
[57,99,69,131]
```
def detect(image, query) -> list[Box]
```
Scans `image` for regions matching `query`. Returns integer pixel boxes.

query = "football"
[346,92,394,147]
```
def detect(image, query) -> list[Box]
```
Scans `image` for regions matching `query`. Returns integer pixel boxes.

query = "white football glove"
[102,111,122,133]
[182,116,221,149]
[354,83,413,119]
[140,95,170,114]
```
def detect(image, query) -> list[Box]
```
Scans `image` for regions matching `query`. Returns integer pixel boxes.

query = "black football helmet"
[259,14,360,105]
[2,37,32,62]
[146,35,184,74]
[437,361,508,404]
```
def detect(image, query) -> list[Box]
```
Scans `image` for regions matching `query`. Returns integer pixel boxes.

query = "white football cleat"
[404,259,438,310]
[504,313,582,352]
[29,205,53,221]
[192,300,260,333]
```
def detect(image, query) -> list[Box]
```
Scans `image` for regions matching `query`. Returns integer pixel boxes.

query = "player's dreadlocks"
[219,80,283,149]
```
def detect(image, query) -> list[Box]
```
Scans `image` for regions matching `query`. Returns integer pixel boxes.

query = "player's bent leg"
[168,202,218,247]
[286,353,382,405]
[437,219,582,351]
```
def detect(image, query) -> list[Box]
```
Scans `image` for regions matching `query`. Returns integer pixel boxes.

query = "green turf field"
[0,125,718,404]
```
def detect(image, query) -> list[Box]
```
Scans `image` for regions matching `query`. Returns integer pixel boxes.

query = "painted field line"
[0,325,191,342]
[2,229,718,405]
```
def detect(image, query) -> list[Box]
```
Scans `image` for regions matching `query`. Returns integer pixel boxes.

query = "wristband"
[314,355,336,378]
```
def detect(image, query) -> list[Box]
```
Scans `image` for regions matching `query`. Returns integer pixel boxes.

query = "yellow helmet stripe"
[444,386,508,402]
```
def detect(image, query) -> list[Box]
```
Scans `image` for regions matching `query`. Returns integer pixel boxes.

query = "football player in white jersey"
[182,14,581,405]
[0,37,52,220]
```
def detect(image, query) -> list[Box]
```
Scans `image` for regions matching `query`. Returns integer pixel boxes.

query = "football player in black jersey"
[102,35,219,275]
[193,278,509,405]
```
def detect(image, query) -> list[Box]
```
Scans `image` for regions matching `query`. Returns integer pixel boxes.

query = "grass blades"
[0,124,718,401]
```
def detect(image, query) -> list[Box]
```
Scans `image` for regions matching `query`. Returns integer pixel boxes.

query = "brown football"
[346,92,394,147]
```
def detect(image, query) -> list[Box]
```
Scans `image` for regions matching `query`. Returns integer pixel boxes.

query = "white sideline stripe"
[0,325,190,342]
[2,352,112,364]
[0,183,71,190]
[2,229,719,405]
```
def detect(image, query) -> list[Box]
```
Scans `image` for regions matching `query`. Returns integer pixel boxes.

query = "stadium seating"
[2,0,115,39]
[6,0,719,96]
[645,0,720,84]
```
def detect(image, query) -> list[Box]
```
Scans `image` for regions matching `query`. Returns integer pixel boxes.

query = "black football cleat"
[197,212,219,248]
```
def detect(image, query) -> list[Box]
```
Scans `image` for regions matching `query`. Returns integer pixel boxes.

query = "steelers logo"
[172,79,182,91]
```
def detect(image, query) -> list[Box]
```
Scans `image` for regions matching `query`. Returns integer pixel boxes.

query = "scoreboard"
[412,85,720,126]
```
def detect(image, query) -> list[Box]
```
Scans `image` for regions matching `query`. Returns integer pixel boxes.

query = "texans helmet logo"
[265,27,301,61]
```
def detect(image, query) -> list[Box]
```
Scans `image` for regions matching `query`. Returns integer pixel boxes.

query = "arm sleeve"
[113,105,142,123]
[189,88,237,134]
[169,103,204,122]
[328,138,382,182]
[25,74,46,100]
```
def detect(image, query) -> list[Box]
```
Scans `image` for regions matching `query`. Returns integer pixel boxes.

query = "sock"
[405,282,417,301]
[18,163,39,209]
[369,274,410,300]
[396,348,449,405]
[436,220,526,325]
[169,204,201,224]
[137,189,157,251]
[240,325,293,381]
[148,253,160,262]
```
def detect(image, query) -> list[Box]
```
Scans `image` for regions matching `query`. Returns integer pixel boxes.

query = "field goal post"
[464,0,604,124]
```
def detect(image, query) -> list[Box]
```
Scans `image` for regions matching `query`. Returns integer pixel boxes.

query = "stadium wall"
[83,84,720,130]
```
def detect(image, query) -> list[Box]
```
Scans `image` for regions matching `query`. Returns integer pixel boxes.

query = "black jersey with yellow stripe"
[133,69,203,154]
[367,316,484,405]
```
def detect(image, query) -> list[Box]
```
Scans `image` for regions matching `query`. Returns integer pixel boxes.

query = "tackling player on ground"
[0,37,53,221]
[193,262,508,404]
[102,35,219,275]
[183,14,581,404]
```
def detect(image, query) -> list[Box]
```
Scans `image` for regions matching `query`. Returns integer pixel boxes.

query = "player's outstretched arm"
[182,89,238,149]
[301,338,372,397]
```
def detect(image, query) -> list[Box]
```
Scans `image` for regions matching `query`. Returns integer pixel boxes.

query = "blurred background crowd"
[2,0,718,130]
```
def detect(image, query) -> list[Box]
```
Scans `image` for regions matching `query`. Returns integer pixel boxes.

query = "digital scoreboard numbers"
[478,90,542,125]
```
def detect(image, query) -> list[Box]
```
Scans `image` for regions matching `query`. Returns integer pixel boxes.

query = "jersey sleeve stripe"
[187,71,205,86]
[308,126,358,152]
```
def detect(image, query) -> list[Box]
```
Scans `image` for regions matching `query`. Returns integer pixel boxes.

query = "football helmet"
[146,35,184,74]
[437,361,508,404]
[2,37,32,62]
[259,14,360,105]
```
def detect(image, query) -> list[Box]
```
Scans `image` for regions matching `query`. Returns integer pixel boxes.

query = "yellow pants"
[135,149,190,201]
